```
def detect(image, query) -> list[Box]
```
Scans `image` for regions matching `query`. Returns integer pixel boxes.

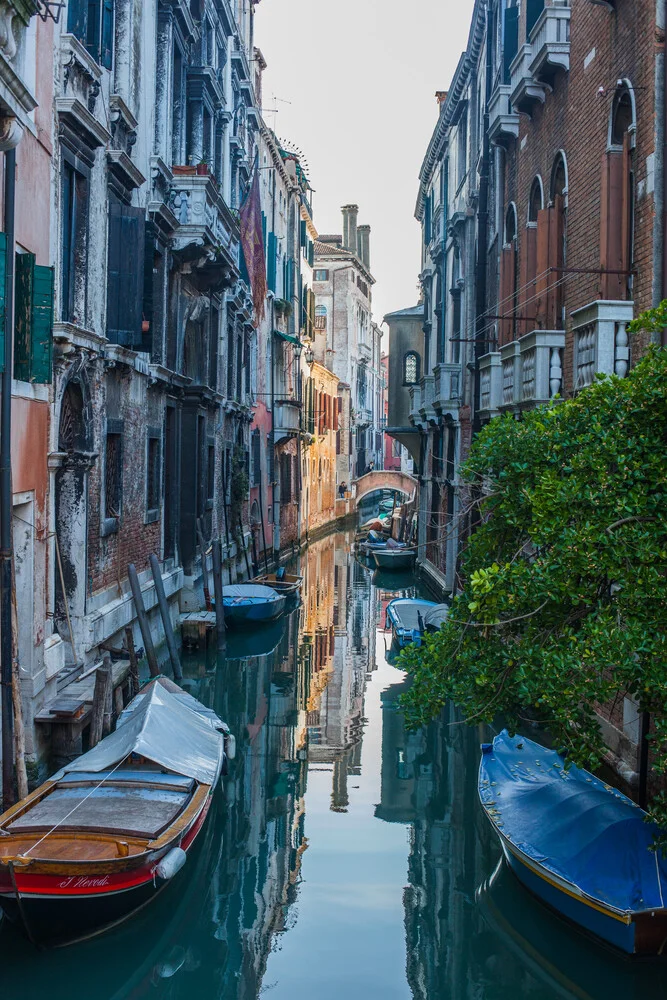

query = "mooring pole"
[127,563,160,678]
[1,148,16,810]
[211,534,226,654]
[149,553,182,681]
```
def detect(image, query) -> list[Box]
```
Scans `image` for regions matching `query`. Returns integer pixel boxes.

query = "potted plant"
[196,160,209,176]
[173,164,196,175]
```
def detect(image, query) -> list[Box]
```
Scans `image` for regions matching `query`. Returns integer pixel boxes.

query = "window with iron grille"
[146,432,161,517]
[207,443,215,503]
[280,452,292,504]
[105,428,122,521]
[251,430,261,486]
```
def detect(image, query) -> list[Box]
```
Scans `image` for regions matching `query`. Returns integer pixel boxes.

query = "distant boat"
[479,730,667,955]
[372,547,416,571]
[385,598,438,648]
[222,584,287,626]
[0,676,233,947]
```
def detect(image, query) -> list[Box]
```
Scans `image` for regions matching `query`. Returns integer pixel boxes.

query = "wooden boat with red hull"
[0,676,234,947]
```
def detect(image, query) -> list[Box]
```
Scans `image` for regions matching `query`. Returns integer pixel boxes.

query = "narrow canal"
[1,528,665,998]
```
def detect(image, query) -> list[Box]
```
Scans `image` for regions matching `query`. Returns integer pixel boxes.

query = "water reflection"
[1,530,665,998]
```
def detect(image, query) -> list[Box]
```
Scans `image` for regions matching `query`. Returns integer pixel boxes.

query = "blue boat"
[385,598,438,648]
[221,584,287,627]
[479,730,667,955]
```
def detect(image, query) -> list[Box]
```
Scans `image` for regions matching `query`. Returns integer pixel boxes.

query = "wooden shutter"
[67,0,87,42]
[267,232,277,292]
[503,6,519,84]
[519,225,537,337]
[535,207,556,329]
[142,220,155,355]
[526,0,544,38]
[600,148,628,299]
[107,200,145,347]
[101,0,114,69]
[14,252,34,382]
[31,265,54,383]
[498,245,514,346]
[300,219,307,247]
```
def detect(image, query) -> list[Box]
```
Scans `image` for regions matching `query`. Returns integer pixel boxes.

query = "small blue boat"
[479,730,667,955]
[385,598,438,648]
[221,584,287,627]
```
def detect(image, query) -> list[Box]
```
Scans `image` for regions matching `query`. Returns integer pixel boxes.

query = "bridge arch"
[352,470,418,506]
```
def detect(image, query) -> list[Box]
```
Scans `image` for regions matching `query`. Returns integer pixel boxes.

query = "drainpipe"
[473,8,494,431]
[1,147,16,809]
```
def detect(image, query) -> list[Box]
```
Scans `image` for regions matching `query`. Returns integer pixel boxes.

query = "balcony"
[478,353,502,418]
[433,363,462,417]
[571,300,634,391]
[529,3,571,86]
[355,406,373,426]
[488,84,520,148]
[408,383,421,425]
[418,374,437,426]
[497,331,565,410]
[274,399,302,443]
[510,43,546,117]
[168,171,239,284]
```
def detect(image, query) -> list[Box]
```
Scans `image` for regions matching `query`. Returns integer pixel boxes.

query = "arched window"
[528,176,543,223]
[499,204,519,346]
[403,351,420,385]
[315,304,327,330]
[550,152,568,327]
[505,202,518,244]
[602,84,635,299]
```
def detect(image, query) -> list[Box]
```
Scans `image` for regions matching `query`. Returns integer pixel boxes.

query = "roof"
[314,240,350,258]
[383,304,423,321]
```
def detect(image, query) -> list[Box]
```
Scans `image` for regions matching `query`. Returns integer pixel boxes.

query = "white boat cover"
[223,584,279,601]
[424,604,450,630]
[55,682,224,787]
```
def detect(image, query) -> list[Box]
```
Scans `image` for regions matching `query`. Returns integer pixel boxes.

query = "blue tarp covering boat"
[479,730,667,955]
[221,584,287,627]
[385,598,438,648]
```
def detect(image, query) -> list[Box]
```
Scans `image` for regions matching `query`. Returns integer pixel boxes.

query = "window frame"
[101,419,124,536]
[145,427,162,524]
[403,350,420,387]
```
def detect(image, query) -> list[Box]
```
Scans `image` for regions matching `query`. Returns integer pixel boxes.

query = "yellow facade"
[301,361,339,536]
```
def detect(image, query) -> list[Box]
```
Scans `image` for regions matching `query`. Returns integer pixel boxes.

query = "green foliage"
[230,445,249,535]
[400,342,667,823]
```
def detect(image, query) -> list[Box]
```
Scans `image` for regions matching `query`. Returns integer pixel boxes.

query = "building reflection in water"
[1,530,665,1000]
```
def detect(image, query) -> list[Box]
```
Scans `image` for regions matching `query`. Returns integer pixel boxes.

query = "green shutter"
[503,6,519,84]
[299,219,306,247]
[0,233,6,373]
[31,265,54,383]
[101,0,114,69]
[267,232,277,293]
[307,239,314,268]
[14,252,34,382]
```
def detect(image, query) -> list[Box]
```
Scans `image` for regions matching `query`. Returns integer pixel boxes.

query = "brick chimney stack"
[341,204,358,253]
[357,224,371,269]
[435,90,448,111]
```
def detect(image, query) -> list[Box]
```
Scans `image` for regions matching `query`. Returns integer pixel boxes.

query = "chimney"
[341,204,358,253]
[357,224,371,269]
[435,90,448,111]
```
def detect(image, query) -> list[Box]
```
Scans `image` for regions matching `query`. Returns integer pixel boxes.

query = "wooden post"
[220,456,234,584]
[257,462,270,574]
[127,563,160,678]
[10,552,27,800]
[90,660,113,748]
[238,516,252,580]
[102,654,114,735]
[251,528,259,578]
[149,553,183,681]
[124,625,140,696]
[211,534,226,653]
[197,518,212,611]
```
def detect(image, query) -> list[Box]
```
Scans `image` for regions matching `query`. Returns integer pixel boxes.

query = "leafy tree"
[400,335,667,821]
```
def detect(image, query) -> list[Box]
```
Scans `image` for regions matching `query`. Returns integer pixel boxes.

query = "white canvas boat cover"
[223,584,279,600]
[55,683,224,786]
[424,604,450,630]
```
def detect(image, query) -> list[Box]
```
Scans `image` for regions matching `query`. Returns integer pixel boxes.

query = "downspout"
[1,148,16,809]
[473,7,493,432]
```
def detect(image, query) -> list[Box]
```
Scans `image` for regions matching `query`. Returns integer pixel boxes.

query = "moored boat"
[221,584,287,626]
[479,730,667,955]
[252,571,303,599]
[372,547,416,571]
[385,598,438,648]
[0,677,233,947]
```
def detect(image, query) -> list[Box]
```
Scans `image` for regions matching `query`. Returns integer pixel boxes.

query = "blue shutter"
[106,200,145,346]
[299,219,307,247]
[503,6,519,84]
[526,0,544,40]
[101,0,114,69]
[267,232,277,293]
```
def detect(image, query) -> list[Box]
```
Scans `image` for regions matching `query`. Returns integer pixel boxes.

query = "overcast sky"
[255,0,475,334]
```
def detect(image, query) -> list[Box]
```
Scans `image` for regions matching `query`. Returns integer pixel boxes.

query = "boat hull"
[0,792,212,947]
[222,596,286,626]
[372,549,416,571]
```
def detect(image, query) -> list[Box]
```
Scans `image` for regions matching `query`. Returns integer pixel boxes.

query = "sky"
[254,0,476,333]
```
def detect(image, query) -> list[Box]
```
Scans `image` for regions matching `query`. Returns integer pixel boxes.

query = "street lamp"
[293,339,302,363]
[304,343,314,367]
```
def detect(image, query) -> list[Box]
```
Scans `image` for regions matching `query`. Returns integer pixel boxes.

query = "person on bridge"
[338,482,347,498]
[365,460,375,474]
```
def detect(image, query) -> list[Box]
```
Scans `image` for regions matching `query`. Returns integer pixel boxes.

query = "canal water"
[1,528,665,998]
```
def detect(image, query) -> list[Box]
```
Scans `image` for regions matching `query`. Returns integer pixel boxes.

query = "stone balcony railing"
[488,84,520,147]
[433,362,462,416]
[169,171,239,272]
[529,2,571,85]
[479,353,503,416]
[273,398,301,443]
[408,383,421,425]
[418,374,436,426]
[510,43,547,116]
[571,300,634,391]
[478,329,565,417]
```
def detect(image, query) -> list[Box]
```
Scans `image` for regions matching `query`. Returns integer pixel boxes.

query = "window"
[602,88,635,300]
[403,351,420,385]
[528,177,543,224]
[207,442,215,504]
[104,424,123,529]
[499,204,519,346]
[67,0,113,68]
[227,322,235,397]
[251,429,261,486]
[314,269,329,281]
[314,304,327,330]
[280,452,292,504]
[456,112,467,188]
[61,161,88,325]
[107,198,145,346]
[146,432,161,519]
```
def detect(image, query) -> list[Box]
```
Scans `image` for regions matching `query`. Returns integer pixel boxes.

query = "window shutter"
[67,0,87,43]
[267,232,277,293]
[107,200,145,347]
[30,265,54,383]
[600,150,625,299]
[14,252,34,382]
[518,224,537,337]
[308,239,314,268]
[498,246,514,347]
[0,234,6,372]
[142,220,156,355]
[535,208,552,329]
[300,219,306,247]
[503,6,519,84]
[526,0,544,39]
[101,0,114,69]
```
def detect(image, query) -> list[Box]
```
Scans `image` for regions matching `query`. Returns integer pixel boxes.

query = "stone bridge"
[352,469,418,505]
